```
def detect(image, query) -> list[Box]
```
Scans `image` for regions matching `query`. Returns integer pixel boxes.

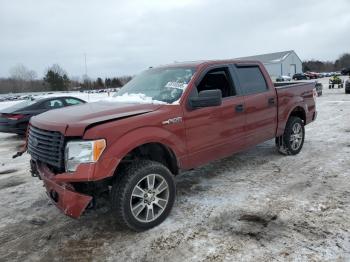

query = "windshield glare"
[114,67,196,104]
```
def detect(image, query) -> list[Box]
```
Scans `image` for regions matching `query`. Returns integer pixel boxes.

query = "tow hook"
[86,197,96,209]
[30,160,40,179]
[12,151,24,159]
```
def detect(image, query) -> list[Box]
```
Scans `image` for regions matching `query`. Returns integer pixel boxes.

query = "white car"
[276,75,292,82]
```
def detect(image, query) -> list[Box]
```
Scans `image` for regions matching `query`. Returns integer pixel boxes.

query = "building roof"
[237,50,295,64]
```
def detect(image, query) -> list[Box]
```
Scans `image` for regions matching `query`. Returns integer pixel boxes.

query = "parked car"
[304,72,318,79]
[315,82,323,96]
[341,68,350,76]
[0,96,86,135]
[345,78,350,94]
[292,73,308,80]
[321,72,332,77]
[276,75,292,82]
[24,60,317,231]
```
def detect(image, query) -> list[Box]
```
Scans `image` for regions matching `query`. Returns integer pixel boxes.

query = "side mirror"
[190,89,222,109]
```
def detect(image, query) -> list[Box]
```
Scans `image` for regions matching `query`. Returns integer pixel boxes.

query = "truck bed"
[274,81,315,88]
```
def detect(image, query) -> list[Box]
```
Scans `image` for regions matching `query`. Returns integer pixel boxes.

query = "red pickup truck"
[27,60,317,231]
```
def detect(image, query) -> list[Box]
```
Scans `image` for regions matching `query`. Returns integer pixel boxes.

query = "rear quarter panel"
[276,82,316,137]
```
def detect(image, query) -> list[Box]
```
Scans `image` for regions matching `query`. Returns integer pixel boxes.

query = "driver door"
[183,66,246,168]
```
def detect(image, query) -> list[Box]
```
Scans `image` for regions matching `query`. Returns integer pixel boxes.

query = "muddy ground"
[0,77,349,261]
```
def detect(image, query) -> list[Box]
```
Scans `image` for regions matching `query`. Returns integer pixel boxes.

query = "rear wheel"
[111,160,176,231]
[276,116,305,155]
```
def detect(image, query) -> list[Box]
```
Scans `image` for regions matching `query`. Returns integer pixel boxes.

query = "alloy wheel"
[130,174,169,223]
[290,122,303,150]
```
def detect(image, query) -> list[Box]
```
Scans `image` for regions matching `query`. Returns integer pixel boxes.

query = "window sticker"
[165,81,188,90]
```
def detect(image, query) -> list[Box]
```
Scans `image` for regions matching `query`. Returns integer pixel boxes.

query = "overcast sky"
[0,0,349,79]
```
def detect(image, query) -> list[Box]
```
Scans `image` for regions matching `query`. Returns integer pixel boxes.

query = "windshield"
[113,67,196,104]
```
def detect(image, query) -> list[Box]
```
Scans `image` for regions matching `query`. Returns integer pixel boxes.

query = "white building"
[238,50,302,79]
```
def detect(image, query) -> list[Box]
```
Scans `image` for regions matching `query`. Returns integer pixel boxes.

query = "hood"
[30,101,161,136]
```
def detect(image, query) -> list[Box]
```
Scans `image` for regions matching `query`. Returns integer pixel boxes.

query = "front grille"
[27,125,65,171]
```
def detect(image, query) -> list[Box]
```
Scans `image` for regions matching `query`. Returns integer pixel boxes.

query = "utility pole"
[84,53,87,76]
[84,53,90,101]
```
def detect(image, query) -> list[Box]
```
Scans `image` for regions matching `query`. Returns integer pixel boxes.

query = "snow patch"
[104,93,167,105]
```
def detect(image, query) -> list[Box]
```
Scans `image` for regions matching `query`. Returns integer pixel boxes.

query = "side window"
[235,66,268,95]
[44,99,64,109]
[65,98,83,106]
[197,67,236,98]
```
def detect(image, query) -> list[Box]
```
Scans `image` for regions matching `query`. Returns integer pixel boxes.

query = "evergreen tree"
[43,64,70,91]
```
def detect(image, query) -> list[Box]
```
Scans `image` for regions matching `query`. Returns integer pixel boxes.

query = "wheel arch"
[277,105,307,137]
[119,142,180,175]
[289,106,306,123]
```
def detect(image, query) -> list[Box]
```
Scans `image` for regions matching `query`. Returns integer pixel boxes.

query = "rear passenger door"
[231,64,277,146]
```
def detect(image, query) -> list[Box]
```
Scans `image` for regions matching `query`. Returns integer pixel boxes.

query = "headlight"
[65,139,106,172]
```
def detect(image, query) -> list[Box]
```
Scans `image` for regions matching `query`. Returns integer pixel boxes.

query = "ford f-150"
[26,60,317,231]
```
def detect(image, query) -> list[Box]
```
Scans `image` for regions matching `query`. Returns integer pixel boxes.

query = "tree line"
[302,53,350,72]
[1,52,349,94]
[0,63,132,94]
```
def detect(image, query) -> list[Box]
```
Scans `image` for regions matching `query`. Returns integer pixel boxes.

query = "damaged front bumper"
[33,161,93,218]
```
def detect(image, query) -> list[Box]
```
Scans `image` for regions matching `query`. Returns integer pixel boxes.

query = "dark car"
[292,73,307,80]
[345,78,350,94]
[0,96,85,135]
[341,68,350,76]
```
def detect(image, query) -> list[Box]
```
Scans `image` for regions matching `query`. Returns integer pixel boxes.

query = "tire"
[276,116,305,155]
[111,160,176,231]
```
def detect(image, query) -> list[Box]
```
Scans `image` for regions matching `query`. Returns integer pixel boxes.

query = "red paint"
[29,60,317,217]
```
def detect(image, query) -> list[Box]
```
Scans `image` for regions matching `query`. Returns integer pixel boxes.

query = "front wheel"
[276,116,305,155]
[111,160,176,231]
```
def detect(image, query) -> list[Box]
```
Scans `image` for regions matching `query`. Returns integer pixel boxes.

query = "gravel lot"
[0,77,349,261]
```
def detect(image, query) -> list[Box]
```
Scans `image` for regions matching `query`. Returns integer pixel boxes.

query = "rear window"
[1,99,37,112]
[235,66,268,95]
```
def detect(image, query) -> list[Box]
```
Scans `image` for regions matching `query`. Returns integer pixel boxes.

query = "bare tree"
[9,64,37,81]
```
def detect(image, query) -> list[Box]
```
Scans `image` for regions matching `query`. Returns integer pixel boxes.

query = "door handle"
[268,97,275,105]
[235,104,244,112]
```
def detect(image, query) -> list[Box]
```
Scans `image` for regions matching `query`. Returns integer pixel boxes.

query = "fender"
[277,103,307,137]
[91,126,187,181]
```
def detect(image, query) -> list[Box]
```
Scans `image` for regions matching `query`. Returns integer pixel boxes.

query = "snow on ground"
[0,77,350,261]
